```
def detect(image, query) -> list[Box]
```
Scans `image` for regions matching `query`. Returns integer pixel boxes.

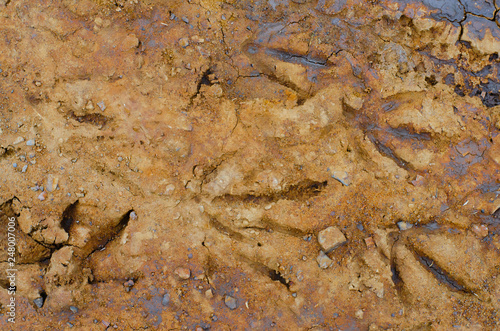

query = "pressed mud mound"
[0,0,499,330]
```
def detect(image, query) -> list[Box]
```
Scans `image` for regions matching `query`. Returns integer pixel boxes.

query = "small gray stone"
[22,165,28,173]
[130,211,138,220]
[162,293,170,306]
[224,295,237,310]
[69,306,78,313]
[316,251,333,269]
[12,163,17,168]
[26,139,35,146]
[34,297,44,308]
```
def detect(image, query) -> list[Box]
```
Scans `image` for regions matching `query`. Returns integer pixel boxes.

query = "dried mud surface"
[0,0,499,330]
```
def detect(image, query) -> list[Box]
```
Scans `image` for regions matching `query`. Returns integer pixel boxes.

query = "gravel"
[97,101,106,111]
[33,297,45,308]
[162,292,170,306]
[130,211,138,220]
[316,251,333,269]
[330,170,351,186]
[174,267,191,279]
[317,226,347,252]
[179,38,189,48]
[38,191,47,201]
[397,221,413,231]
[224,295,237,310]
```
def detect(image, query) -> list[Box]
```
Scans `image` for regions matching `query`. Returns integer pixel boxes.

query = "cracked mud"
[0,0,499,330]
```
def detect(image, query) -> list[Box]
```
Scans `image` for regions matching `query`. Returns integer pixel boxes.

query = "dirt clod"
[318,226,347,252]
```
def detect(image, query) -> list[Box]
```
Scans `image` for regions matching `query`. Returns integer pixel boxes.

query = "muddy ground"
[0,0,499,330]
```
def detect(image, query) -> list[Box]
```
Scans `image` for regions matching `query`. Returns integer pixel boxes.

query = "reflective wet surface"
[0,0,499,329]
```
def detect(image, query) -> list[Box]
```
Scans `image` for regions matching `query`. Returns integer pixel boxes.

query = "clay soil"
[0,0,499,330]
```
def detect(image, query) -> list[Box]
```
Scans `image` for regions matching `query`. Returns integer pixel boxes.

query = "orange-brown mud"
[0,0,499,330]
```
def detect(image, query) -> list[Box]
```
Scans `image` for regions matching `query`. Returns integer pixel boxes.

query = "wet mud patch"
[1,0,500,329]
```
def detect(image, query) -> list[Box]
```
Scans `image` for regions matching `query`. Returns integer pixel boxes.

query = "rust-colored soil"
[0,0,499,330]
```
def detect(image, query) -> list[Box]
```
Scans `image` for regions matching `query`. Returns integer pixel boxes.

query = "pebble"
[22,165,28,173]
[411,175,424,186]
[123,279,134,287]
[179,38,189,48]
[69,306,78,313]
[33,297,45,308]
[472,224,488,238]
[174,267,191,279]
[181,16,189,24]
[12,163,17,168]
[67,322,73,328]
[130,211,138,220]
[205,289,213,299]
[397,221,413,231]
[85,100,94,110]
[46,175,59,192]
[317,226,347,252]
[26,139,35,146]
[162,292,170,306]
[118,156,123,162]
[316,251,333,269]
[344,93,364,110]
[355,309,364,319]
[97,101,106,111]
[38,191,47,201]
[224,295,237,310]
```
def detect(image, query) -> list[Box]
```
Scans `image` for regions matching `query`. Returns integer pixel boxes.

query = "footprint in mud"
[388,224,500,314]
[240,16,371,104]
